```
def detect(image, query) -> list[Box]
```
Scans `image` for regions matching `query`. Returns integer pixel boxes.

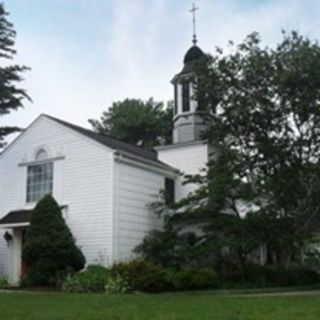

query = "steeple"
[170,4,207,144]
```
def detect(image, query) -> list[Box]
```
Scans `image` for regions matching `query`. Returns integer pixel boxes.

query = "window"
[182,82,190,112]
[165,178,175,205]
[35,148,48,161]
[26,162,53,203]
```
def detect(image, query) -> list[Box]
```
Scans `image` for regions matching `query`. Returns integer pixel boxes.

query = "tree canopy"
[0,3,30,148]
[137,31,320,277]
[89,98,172,149]
[194,31,320,264]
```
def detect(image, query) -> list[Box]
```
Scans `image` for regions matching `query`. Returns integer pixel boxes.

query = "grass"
[0,291,319,320]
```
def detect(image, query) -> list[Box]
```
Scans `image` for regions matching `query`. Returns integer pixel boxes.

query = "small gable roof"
[0,206,67,227]
[0,209,31,226]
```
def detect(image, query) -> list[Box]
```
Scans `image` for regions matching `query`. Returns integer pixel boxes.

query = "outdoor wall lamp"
[3,231,13,243]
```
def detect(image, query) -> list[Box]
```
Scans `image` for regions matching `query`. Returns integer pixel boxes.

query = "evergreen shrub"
[112,259,172,293]
[225,263,320,288]
[22,195,85,287]
[172,268,219,290]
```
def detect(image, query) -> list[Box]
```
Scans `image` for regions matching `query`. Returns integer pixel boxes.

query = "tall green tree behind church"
[0,3,30,148]
[89,98,172,149]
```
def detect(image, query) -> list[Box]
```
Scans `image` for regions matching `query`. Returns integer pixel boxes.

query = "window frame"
[174,84,178,115]
[182,81,190,113]
[26,161,54,203]
[164,178,175,205]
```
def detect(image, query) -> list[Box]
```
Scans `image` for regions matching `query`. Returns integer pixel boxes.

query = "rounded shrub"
[172,268,219,291]
[22,195,85,287]
[112,259,171,293]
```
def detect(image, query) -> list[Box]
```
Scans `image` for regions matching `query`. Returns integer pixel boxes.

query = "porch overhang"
[0,210,31,229]
[0,205,68,229]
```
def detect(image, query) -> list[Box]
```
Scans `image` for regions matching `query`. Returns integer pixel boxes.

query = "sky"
[1,0,320,142]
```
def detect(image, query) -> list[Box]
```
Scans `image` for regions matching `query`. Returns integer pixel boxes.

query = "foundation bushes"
[263,265,320,287]
[62,265,110,293]
[220,263,320,288]
[111,259,220,292]
[171,268,219,291]
[105,276,132,294]
[0,277,8,289]
[62,260,320,293]
[111,259,172,293]
[63,260,219,293]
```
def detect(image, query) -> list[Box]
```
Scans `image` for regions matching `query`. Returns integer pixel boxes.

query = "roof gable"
[45,115,160,162]
[0,114,176,171]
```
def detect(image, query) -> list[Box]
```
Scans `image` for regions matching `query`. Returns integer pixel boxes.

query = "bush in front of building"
[111,259,172,293]
[62,260,220,293]
[62,265,110,293]
[105,275,132,294]
[218,263,320,288]
[171,268,219,291]
[0,276,8,289]
[22,195,85,287]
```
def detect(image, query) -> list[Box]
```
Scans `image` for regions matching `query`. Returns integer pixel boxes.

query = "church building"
[0,38,208,285]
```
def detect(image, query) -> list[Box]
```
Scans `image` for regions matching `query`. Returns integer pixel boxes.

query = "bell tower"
[171,4,207,144]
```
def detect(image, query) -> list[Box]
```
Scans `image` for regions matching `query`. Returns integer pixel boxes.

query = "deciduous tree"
[89,98,172,149]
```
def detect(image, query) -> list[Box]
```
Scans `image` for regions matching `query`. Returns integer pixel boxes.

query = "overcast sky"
[1,0,320,140]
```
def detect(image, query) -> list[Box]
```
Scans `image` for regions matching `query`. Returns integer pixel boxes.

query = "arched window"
[27,148,53,203]
[35,148,48,161]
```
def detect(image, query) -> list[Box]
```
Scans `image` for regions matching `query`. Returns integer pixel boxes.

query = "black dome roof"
[183,45,204,64]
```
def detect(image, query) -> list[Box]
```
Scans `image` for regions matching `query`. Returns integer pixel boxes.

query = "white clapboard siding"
[113,161,164,261]
[157,141,208,200]
[0,115,115,276]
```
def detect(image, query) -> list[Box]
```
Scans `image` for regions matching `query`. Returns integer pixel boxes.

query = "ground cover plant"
[0,291,319,320]
[62,265,110,293]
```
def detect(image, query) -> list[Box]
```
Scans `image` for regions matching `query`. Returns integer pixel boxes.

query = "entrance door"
[20,229,28,278]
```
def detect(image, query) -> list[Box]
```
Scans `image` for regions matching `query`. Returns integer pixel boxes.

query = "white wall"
[113,160,165,261]
[0,116,115,280]
[157,141,208,200]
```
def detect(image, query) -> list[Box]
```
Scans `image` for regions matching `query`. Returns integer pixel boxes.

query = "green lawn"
[0,291,319,320]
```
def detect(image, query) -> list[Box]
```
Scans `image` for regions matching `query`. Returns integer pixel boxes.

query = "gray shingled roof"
[0,206,67,225]
[0,209,31,225]
[172,45,205,82]
[46,115,175,170]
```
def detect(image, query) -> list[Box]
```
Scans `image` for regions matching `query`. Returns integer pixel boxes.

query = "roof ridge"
[46,115,157,154]
[44,114,161,162]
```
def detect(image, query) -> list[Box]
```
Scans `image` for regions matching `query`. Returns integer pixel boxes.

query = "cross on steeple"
[189,3,199,45]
